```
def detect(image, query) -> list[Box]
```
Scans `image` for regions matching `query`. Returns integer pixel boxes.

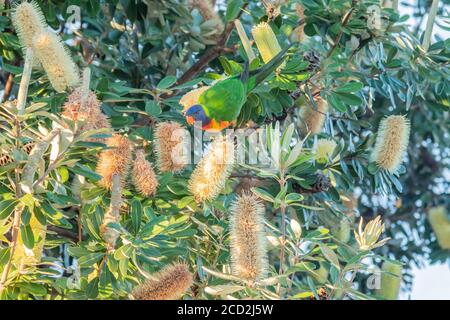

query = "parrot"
[183,44,292,132]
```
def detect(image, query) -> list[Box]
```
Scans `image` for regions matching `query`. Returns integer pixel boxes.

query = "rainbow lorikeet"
[183,44,291,132]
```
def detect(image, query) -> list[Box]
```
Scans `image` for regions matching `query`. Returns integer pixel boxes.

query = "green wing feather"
[198,78,246,121]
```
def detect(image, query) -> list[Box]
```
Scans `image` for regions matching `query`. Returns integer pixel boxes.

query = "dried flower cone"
[297,97,328,136]
[14,215,46,267]
[11,1,47,63]
[377,260,402,300]
[188,0,224,34]
[96,135,132,189]
[132,150,158,197]
[251,22,282,64]
[132,263,193,300]
[371,115,410,173]
[62,87,111,140]
[229,194,268,282]
[428,206,450,249]
[188,136,234,202]
[33,31,79,92]
[154,121,189,173]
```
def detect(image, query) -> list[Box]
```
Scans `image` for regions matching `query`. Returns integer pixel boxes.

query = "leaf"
[225,0,244,21]
[130,199,142,235]
[290,219,302,240]
[78,252,105,268]
[319,244,340,271]
[334,81,364,93]
[20,224,35,249]
[157,76,177,89]
[17,282,47,296]
[114,244,134,260]
[251,187,275,203]
[0,199,18,220]
[69,164,102,182]
[334,92,363,106]
[205,285,245,296]
[202,266,242,282]
[145,100,161,116]
[0,248,11,266]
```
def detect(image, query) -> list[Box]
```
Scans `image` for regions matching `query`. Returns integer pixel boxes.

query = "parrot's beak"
[186,116,195,125]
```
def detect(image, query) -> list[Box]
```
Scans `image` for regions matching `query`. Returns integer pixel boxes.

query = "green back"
[198,78,246,121]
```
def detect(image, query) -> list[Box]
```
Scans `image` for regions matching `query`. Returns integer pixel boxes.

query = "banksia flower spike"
[297,97,328,136]
[62,87,111,139]
[188,136,235,202]
[32,31,79,92]
[377,260,403,300]
[132,150,159,197]
[229,193,268,282]
[132,263,193,300]
[11,1,47,52]
[179,86,210,112]
[154,121,189,173]
[428,206,450,249]
[251,22,282,64]
[314,139,338,164]
[96,134,133,189]
[370,115,410,173]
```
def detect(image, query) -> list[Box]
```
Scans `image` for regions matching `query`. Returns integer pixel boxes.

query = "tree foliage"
[0,0,448,300]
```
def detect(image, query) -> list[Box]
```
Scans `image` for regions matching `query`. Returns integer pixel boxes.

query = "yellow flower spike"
[428,206,450,249]
[154,121,190,173]
[11,1,47,52]
[32,31,80,92]
[354,216,390,251]
[314,139,338,164]
[251,22,282,64]
[132,263,193,300]
[188,135,234,202]
[377,260,403,300]
[229,193,268,282]
[371,115,410,173]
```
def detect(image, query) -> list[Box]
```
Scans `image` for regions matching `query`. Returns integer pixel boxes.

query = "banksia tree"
[370,115,410,173]
[251,22,282,64]
[377,260,403,300]
[32,31,79,92]
[428,206,450,249]
[188,136,234,202]
[154,121,189,173]
[131,263,193,300]
[229,193,268,282]
[132,150,158,197]
[96,134,133,189]
[297,97,328,136]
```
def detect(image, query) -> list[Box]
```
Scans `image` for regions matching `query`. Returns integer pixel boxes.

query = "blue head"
[185,104,211,126]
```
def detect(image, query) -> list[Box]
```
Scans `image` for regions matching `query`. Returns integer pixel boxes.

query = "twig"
[326,1,358,58]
